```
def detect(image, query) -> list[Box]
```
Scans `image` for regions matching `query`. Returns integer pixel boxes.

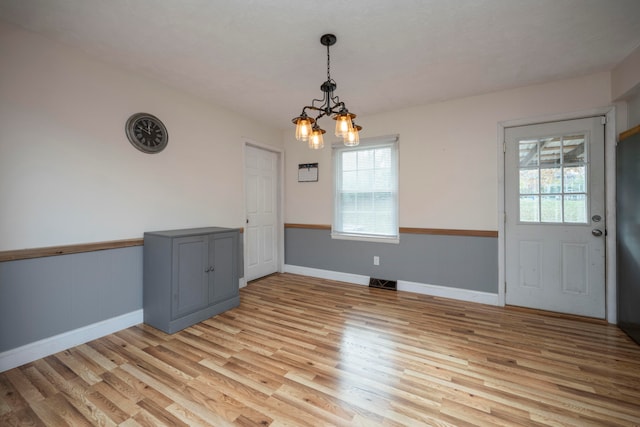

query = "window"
[332,135,399,242]
[518,133,588,223]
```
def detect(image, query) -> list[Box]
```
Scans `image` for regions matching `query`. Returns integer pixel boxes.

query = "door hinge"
[503,141,506,153]
[601,116,607,125]
[504,282,507,293]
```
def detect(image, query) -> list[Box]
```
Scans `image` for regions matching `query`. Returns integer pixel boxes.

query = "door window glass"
[518,134,588,223]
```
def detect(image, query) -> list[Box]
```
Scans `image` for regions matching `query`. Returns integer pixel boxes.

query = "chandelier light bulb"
[309,126,325,149]
[334,114,353,138]
[344,123,361,147]
[294,115,314,141]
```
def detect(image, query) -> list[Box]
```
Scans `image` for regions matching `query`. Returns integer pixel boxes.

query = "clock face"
[125,113,168,153]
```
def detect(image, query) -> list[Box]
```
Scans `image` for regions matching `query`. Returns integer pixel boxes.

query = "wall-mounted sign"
[298,163,319,182]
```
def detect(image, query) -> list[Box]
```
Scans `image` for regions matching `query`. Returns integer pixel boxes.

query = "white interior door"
[245,145,278,281]
[504,117,606,318]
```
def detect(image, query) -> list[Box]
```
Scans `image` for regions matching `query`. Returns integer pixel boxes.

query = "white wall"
[285,72,612,231]
[612,44,640,102]
[627,94,640,129]
[0,22,283,251]
[611,44,640,131]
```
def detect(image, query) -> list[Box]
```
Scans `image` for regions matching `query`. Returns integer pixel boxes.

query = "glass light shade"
[344,124,361,146]
[309,127,325,149]
[334,113,354,138]
[295,117,314,141]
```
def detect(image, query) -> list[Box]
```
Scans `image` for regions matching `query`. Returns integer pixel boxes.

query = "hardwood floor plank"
[165,402,225,427]
[30,359,88,402]
[53,349,103,385]
[35,393,94,426]
[0,373,29,414]
[0,406,47,426]
[137,398,189,427]
[3,368,45,406]
[183,375,247,421]
[1,273,640,426]
[91,380,140,418]
[75,344,118,372]
[122,363,232,425]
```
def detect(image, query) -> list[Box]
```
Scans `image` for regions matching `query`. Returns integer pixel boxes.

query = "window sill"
[330,233,399,244]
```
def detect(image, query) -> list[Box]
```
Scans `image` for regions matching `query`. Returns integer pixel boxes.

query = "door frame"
[242,139,285,286]
[497,106,617,323]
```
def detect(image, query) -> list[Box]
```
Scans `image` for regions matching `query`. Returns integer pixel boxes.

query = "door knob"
[592,229,603,237]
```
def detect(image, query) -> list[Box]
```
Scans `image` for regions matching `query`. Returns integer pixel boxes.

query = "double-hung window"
[332,135,399,242]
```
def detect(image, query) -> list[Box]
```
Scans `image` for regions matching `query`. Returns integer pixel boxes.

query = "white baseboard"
[0,309,143,373]
[239,277,247,288]
[284,264,370,286]
[398,280,499,305]
[283,264,498,306]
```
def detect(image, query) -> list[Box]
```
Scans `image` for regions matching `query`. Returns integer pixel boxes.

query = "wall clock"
[125,112,168,154]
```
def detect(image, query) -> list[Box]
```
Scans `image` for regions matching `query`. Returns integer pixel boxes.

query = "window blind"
[332,135,399,242]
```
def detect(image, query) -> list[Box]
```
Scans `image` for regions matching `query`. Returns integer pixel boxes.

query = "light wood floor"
[2,273,640,426]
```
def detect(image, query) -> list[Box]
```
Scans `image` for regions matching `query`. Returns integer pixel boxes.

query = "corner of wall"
[612,44,640,101]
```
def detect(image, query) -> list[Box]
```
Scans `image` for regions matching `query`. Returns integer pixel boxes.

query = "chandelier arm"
[310,89,330,111]
[300,105,328,121]
[331,98,345,113]
[310,98,327,109]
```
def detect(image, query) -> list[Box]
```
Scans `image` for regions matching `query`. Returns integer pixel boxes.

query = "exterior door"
[245,145,278,281]
[504,117,606,318]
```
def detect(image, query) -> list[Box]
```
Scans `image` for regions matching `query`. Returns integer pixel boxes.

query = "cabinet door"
[172,236,209,318]
[209,232,238,304]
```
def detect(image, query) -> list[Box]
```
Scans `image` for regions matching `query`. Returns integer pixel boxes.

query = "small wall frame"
[298,163,319,182]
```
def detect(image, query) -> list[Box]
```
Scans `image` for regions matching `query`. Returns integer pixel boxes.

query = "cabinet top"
[144,227,240,238]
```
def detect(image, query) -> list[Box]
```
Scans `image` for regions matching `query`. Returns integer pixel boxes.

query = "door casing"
[497,106,617,323]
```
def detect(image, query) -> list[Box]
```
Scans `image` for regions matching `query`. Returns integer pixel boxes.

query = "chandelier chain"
[327,43,331,82]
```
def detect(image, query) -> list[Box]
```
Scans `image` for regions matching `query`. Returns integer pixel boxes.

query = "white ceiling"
[2,0,640,130]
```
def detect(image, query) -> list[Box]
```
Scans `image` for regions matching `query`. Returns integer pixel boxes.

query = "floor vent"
[369,278,397,291]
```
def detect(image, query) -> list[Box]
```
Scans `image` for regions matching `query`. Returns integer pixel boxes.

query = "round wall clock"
[125,112,168,154]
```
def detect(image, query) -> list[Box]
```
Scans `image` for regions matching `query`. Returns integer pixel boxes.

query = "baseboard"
[398,280,499,305]
[239,277,247,288]
[0,309,143,373]
[284,264,370,286]
[283,264,499,306]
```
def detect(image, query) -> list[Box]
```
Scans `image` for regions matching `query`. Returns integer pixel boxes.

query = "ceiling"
[2,0,640,131]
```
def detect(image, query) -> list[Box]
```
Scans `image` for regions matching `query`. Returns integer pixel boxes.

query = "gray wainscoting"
[285,228,498,293]
[0,246,143,353]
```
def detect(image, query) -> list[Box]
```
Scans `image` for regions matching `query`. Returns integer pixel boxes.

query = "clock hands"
[137,122,152,135]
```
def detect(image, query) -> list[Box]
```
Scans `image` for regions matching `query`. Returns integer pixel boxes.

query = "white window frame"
[332,134,399,243]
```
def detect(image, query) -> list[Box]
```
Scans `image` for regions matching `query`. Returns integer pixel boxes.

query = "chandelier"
[292,34,362,149]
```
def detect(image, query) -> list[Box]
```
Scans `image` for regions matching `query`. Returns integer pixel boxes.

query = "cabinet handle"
[205,266,215,273]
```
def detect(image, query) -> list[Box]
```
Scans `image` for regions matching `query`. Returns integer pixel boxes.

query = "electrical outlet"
[373,256,380,266]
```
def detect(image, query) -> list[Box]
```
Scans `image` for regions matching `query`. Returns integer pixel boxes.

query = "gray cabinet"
[143,227,240,334]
